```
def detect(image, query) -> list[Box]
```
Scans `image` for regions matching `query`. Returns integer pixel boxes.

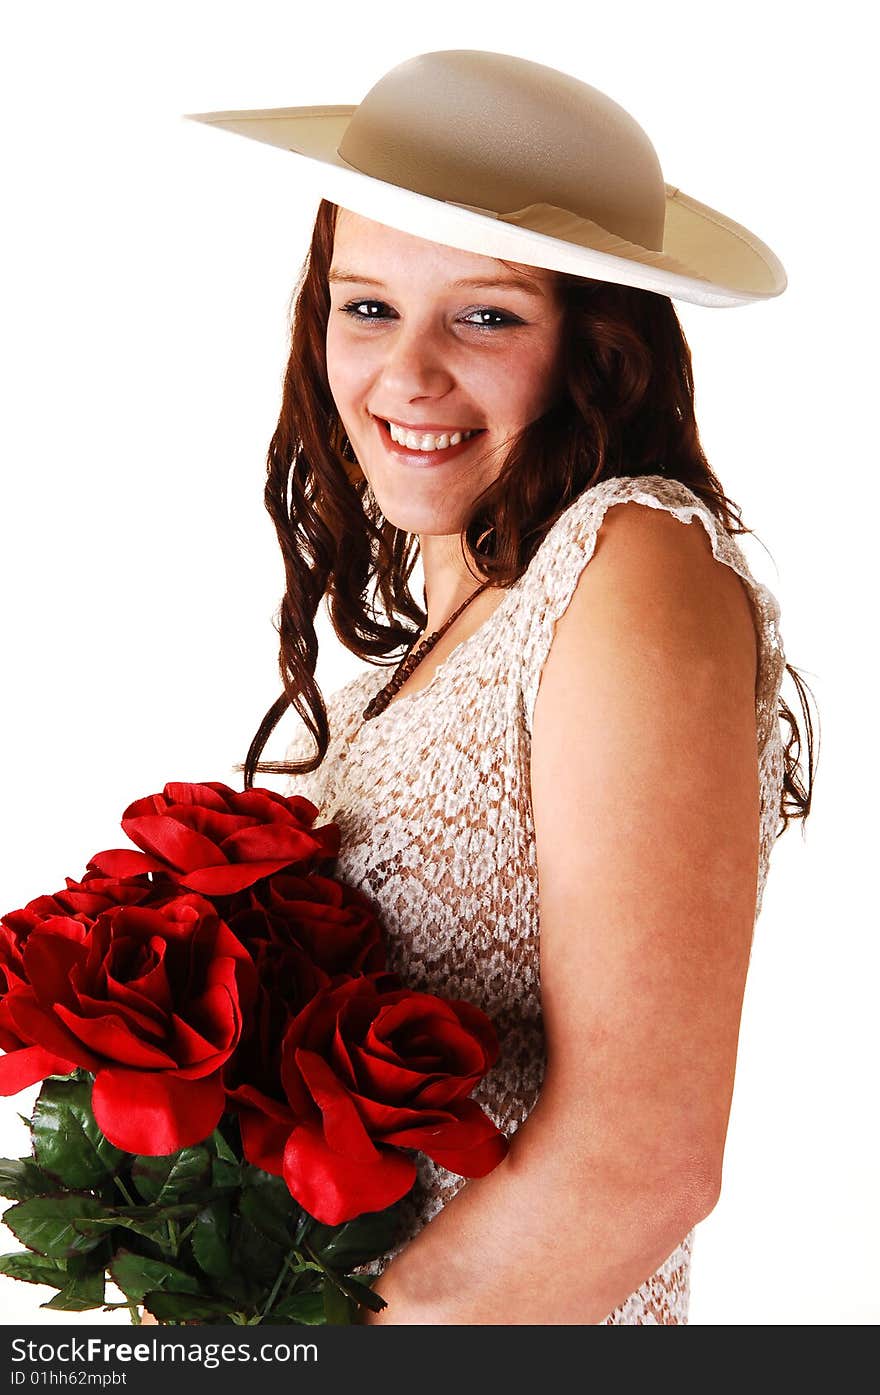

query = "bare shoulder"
[583,497,758,678]
[531,494,760,803]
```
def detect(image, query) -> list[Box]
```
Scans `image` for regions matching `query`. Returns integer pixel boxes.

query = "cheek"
[495,347,562,423]
[325,325,369,416]
[324,324,346,404]
[525,334,565,414]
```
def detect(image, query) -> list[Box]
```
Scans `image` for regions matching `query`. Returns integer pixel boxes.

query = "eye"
[340,299,393,321]
[338,299,524,329]
[461,306,523,329]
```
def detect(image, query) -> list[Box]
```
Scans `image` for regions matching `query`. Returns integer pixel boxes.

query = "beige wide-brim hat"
[184,49,786,310]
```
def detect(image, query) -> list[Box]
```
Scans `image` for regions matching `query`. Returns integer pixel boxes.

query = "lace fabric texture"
[282,474,787,1325]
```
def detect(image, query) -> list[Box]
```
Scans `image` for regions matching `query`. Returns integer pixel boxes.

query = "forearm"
[362,1088,714,1325]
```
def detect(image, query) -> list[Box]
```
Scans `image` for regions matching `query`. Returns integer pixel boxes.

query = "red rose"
[0,916,86,1088]
[15,868,162,923]
[242,976,509,1225]
[223,911,335,1105]
[224,875,389,1166]
[0,892,256,1153]
[88,782,341,896]
[0,871,161,1088]
[237,872,387,978]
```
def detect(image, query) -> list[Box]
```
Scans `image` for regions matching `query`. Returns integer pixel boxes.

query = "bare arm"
[362,500,761,1324]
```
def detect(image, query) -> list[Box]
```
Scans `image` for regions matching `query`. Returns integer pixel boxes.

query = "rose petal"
[233,789,321,826]
[0,1043,79,1094]
[348,1094,451,1136]
[23,930,87,1005]
[8,994,102,1071]
[282,1119,415,1225]
[53,1003,177,1069]
[92,1067,225,1153]
[179,862,301,896]
[159,783,234,813]
[330,1018,359,1090]
[121,814,226,875]
[168,989,238,1074]
[220,825,322,865]
[349,1042,432,1102]
[294,1049,376,1162]
[69,990,167,1042]
[170,805,250,843]
[384,1097,509,1177]
[441,998,502,1064]
[416,1073,482,1107]
[87,848,167,878]
[236,1098,295,1176]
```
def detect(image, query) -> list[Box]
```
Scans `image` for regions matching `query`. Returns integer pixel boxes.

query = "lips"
[373,416,486,466]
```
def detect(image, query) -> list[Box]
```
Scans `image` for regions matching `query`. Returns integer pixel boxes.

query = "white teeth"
[387,421,477,451]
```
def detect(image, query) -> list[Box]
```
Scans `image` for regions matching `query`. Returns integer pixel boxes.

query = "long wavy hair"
[237,199,817,838]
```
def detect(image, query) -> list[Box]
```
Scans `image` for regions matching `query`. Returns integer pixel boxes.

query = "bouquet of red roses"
[0,781,508,1324]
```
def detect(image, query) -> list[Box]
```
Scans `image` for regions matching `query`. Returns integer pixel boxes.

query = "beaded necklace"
[362,580,493,720]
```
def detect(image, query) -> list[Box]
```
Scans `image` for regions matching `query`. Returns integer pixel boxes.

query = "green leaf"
[0,1158,58,1201]
[306,1207,401,1269]
[334,1273,387,1315]
[191,1201,234,1279]
[109,1250,201,1304]
[0,1251,71,1289]
[131,1148,211,1204]
[3,1195,109,1259]
[210,1155,241,1190]
[322,1282,354,1325]
[41,1269,105,1311]
[268,1291,327,1324]
[230,1214,286,1287]
[82,1202,201,1246]
[31,1078,126,1190]
[205,1130,240,1190]
[208,1127,238,1165]
[143,1291,234,1323]
[239,1174,301,1249]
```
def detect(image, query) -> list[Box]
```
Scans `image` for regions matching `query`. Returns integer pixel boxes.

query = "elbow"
[613,1151,724,1250]
[674,1156,723,1230]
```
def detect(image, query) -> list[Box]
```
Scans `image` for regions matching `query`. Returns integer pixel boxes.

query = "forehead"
[330,207,555,294]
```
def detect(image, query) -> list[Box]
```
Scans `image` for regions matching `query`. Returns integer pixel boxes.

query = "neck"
[419,532,488,633]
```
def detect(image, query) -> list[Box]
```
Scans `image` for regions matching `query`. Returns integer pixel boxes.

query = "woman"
[190,51,816,1324]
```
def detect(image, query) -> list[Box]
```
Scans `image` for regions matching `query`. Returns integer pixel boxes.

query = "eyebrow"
[327,269,546,298]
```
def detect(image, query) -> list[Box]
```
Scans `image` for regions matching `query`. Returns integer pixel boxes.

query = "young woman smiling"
[189,50,817,1324]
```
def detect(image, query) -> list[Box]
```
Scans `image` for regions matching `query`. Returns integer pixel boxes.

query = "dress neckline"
[355,474,673,725]
[363,567,529,721]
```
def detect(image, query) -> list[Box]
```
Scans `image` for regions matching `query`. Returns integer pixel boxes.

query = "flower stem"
[176,1217,199,1247]
[113,1175,138,1207]
[260,1251,296,1322]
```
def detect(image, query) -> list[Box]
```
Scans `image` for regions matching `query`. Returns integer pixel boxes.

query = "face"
[325,209,566,541]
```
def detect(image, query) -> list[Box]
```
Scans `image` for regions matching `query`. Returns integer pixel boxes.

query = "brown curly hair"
[236,199,817,839]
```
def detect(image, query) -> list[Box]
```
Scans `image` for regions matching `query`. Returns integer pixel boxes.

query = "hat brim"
[183,105,787,309]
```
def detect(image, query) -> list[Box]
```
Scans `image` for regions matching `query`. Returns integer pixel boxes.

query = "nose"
[378,319,456,403]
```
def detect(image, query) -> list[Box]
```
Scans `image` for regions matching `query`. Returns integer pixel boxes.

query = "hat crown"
[338,50,667,252]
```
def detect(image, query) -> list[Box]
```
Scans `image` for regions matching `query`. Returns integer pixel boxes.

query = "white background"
[1,0,876,1325]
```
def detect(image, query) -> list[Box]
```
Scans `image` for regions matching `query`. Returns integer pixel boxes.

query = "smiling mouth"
[374,416,487,455]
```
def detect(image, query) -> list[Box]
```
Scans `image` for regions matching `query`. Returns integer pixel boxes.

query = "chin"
[379,505,463,537]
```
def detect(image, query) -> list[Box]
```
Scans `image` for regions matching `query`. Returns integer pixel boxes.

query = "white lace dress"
[282,473,787,1324]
